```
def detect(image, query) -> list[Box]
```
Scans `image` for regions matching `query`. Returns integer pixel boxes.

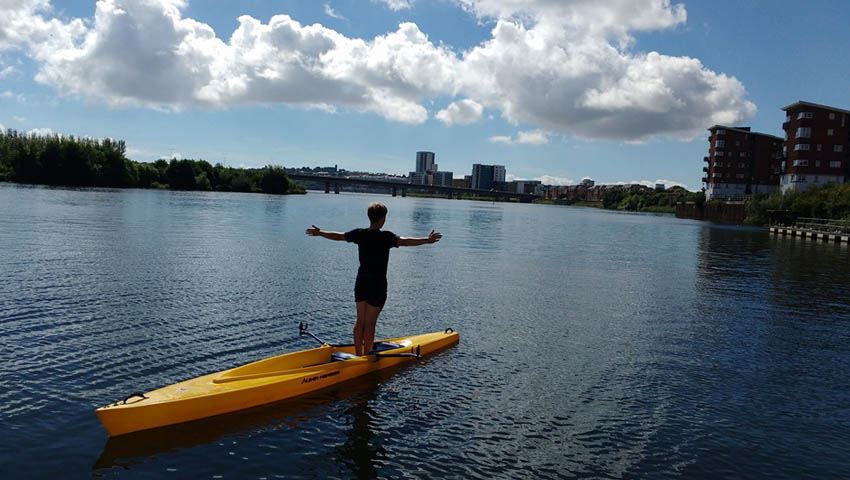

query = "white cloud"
[488,129,548,145]
[0,65,16,78]
[374,0,414,11]
[516,130,548,145]
[27,127,54,136]
[608,178,690,190]
[537,175,573,185]
[4,0,755,141]
[436,99,483,125]
[323,3,346,20]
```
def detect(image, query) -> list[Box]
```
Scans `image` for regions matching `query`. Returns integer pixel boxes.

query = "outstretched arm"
[305,225,346,241]
[398,229,442,247]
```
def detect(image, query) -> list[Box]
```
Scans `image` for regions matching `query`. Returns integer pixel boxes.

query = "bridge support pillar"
[334,183,340,194]
[324,182,330,194]
[401,188,407,198]
[447,191,453,199]
[392,186,397,197]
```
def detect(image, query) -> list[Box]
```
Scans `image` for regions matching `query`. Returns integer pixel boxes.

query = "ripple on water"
[2,186,850,479]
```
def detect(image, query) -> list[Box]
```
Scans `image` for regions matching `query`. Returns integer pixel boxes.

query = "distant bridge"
[288,173,537,202]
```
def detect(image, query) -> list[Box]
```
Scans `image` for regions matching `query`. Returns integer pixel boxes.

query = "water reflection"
[334,390,384,480]
[93,366,403,474]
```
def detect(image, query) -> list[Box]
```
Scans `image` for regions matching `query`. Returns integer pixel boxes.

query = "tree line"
[744,183,850,224]
[0,129,303,194]
[601,186,705,213]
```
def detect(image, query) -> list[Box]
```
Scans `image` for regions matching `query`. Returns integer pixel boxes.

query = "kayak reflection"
[93,364,407,471]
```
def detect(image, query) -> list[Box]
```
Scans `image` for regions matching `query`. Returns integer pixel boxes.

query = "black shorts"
[354,278,387,309]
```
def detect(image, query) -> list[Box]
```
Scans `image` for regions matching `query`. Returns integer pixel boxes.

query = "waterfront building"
[704,125,783,199]
[409,151,455,186]
[512,180,543,195]
[452,177,470,189]
[494,165,506,183]
[434,171,453,187]
[415,151,436,175]
[780,101,850,193]
[471,164,506,190]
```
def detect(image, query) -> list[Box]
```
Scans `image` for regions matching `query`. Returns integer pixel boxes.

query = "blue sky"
[1,0,848,189]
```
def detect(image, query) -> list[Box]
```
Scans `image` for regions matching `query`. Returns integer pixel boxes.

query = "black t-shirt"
[344,228,400,282]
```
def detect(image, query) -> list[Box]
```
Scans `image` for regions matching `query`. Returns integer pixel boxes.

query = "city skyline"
[1,1,849,190]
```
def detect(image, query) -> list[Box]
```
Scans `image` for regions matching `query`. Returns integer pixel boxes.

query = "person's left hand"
[428,229,442,243]
[305,225,320,236]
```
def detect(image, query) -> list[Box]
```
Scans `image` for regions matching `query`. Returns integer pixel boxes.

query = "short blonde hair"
[367,202,388,222]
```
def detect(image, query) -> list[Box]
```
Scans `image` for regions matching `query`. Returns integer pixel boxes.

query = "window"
[740,152,748,157]
[815,160,820,167]
[828,129,834,136]
[736,174,745,179]
[829,113,836,120]
[831,161,842,168]
[793,160,809,167]
[796,127,811,138]
[794,144,810,151]
[735,141,741,146]
[798,112,813,119]
[835,145,844,152]
[738,162,746,168]
[817,144,822,151]
[716,129,726,135]
[716,140,725,148]
[783,146,788,155]
[715,151,725,157]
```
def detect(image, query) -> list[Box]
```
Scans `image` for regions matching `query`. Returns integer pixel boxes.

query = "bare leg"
[363,304,382,355]
[354,301,368,356]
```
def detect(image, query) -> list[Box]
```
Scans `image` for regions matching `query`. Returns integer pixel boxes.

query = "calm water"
[1,183,850,479]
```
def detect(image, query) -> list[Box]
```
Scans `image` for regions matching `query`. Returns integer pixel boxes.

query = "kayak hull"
[96,330,459,436]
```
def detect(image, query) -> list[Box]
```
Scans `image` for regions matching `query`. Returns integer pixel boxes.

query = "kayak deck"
[96,329,459,436]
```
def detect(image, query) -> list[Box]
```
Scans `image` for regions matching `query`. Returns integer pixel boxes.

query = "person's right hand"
[305,225,320,236]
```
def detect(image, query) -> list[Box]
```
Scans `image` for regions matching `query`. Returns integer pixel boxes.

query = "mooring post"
[334,183,340,194]
[401,188,407,198]
[324,182,330,194]
[392,186,397,197]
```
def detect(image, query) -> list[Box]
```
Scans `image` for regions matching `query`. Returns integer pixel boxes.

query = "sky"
[1,0,849,189]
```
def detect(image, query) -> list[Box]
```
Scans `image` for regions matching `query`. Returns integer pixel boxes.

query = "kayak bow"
[96,327,459,436]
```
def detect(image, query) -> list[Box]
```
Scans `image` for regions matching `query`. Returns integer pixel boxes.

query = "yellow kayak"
[96,326,459,436]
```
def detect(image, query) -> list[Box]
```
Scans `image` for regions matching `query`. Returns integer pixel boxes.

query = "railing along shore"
[770,217,850,243]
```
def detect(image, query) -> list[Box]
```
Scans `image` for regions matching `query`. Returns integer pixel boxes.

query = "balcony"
[703,156,709,163]
[702,166,709,173]
[701,177,708,183]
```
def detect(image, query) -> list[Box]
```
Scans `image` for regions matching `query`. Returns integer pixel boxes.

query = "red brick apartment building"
[704,125,783,199]
[780,101,850,193]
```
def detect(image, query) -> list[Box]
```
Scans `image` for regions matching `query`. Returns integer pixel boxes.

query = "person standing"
[306,202,442,356]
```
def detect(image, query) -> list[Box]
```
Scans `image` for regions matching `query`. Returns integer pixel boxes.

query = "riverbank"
[676,184,850,226]
[0,130,304,195]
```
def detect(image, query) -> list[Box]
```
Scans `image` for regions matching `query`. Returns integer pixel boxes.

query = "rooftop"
[781,100,850,115]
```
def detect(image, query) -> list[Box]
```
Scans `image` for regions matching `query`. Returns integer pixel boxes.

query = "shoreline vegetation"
[743,184,850,225]
[0,130,304,195]
[546,186,705,215]
[5,130,849,226]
